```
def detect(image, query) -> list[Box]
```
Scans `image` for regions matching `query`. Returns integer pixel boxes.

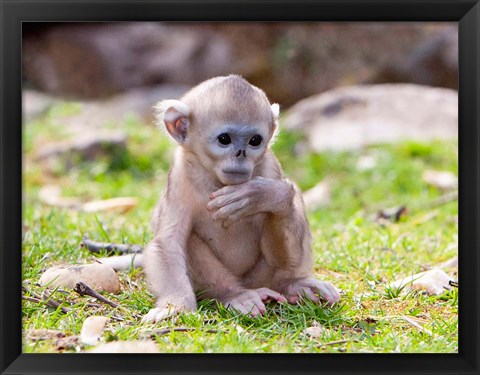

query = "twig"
[22,287,72,314]
[73,282,118,308]
[449,280,458,288]
[419,191,458,211]
[153,327,220,337]
[81,236,143,255]
[319,339,359,347]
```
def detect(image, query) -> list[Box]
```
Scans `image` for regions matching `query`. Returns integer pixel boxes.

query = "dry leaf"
[82,197,138,213]
[39,263,120,294]
[423,170,457,190]
[81,316,109,346]
[402,316,433,336]
[89,341,159,353]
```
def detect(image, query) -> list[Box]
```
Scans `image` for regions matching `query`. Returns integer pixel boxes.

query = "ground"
[22,103,458,353]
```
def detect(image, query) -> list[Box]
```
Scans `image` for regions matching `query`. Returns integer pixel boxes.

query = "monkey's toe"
[142,306,179,323]
[255,287,287,304]
[285,278,341,306]
[225,290,267,317]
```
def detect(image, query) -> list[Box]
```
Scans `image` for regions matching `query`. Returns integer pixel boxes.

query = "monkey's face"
[156,76,279,186]
[201,123,270,185]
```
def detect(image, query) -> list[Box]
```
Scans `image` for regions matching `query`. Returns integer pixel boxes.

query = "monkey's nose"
[236,150,246,158]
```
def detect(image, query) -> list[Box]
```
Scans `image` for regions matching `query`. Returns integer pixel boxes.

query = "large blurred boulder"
[371,26,458,89]
[23,23,453,107]
[61,84,189,129]
[283,84,457,152]
[23,23,231,99]
[210,23,452,106]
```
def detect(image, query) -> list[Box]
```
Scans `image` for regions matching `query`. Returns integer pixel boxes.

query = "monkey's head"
[155,75,280,185]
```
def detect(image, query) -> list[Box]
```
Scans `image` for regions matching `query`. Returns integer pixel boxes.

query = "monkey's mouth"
[223,169,249,176]
[220,169,252,184]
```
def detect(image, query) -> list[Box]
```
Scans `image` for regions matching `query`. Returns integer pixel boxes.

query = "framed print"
[1,0,479,374]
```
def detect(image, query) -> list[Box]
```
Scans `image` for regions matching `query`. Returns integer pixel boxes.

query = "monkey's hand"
[225,288,287,317]
[207,177,294,227]
[284,277,340,306]
[142,298,197,324]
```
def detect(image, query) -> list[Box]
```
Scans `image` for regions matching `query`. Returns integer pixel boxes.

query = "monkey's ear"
[154,100,191,143]
[269,103,280,143]
[271,103,280,120]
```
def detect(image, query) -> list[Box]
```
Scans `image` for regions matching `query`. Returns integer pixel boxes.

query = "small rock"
[356,155,377,171]
[23,90,56,122]
[302,181,331,210]
[38,185,82,209]
[39,263,120,294]
[304,325,325,338]
[81,316,109,346]
[389,269,453,296]
[89,341,159,353]
[423,170,457,190]
[35,131,127,163]
[234,324,245,334]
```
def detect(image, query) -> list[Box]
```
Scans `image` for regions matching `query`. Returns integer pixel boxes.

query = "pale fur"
[142,75,339,323]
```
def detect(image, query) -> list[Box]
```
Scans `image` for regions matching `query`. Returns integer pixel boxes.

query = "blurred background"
[23,22,457,113]
[22,22,458,215]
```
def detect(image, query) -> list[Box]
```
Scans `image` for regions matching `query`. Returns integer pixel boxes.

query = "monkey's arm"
[142,204,197,323]
[208,177,340,305]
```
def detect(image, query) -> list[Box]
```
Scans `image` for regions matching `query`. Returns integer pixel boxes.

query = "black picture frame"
[1,0,479,374]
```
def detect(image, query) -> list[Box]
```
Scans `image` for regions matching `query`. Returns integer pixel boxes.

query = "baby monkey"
[143,75,340,323]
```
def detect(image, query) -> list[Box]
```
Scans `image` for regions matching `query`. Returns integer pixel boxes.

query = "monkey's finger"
[227,301,265,317]
[286,284,319,303]
[299,287,320,303]
[286,295,299,304]
[210,185,241,199]
[255,288,287,304]
[221,208,250,227]
[311,281,341,305]
[211,199,249,221]
[207,193,243,210]
[251,304,266,317]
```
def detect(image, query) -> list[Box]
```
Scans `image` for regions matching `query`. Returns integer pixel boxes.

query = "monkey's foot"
[285,278,340,306]
[142,304,189,324]
[225,288,286,317]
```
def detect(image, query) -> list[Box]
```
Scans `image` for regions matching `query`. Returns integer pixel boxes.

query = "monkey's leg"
[142,237,197,323]
[188,234,286,317]
[259,184,341,306]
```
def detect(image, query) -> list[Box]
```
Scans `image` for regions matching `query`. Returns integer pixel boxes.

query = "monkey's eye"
[249,135,263,147]
[217,133,232,145]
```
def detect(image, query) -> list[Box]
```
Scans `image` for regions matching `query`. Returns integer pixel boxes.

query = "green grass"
[22,103,458,353]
